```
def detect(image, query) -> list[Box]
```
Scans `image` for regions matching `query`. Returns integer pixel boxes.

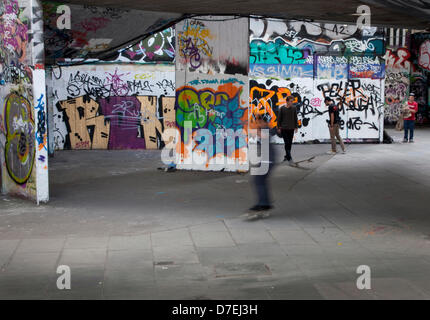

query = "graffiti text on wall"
[418,40,430,72]
[0,0,32,86]
[57,95,175,150]
[176,83,247,162]
[317,79,383,129]
[178,20,214,70]
[250,19,385,56]
[65,68,175,100]
[250,39,312,65]
[115,27,175,63]
[35,94,47,152]
[349,56,385,79]
[4,93,35,184]
[384,48,411,122]
[249,80,320,139]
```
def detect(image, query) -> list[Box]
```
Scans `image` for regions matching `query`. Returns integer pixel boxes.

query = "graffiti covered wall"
[175,17,249,171]
[410,33,430,124]
[250,78,384,141]
[113,27,175,63]
[48,64,175,150]
[249,18,385,142]
[384,48,411,123]
[0,0,48,202]
[42,2,181,64]
[176,16,248,75]
[175,74,249,171]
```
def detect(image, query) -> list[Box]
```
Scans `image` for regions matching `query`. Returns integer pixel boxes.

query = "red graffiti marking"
[310,98,322,107]
[418,40,430,71]
[81,17,110,33]
[165,120,176,128]
[349,70,378,79]
[75,141,90,149]
[385,48,411,70]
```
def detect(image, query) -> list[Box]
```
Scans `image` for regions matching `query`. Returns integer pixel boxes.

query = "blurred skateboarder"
[243,111,276,220]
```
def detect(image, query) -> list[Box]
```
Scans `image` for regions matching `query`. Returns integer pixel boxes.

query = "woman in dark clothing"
[276,96,298,166]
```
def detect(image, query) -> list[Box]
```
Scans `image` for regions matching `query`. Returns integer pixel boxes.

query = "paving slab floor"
[1,127,430,299]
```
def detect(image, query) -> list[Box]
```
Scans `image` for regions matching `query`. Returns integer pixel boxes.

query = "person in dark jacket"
[276,95,298,166]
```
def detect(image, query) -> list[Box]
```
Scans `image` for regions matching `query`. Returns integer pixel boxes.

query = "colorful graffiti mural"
[42,2,181,64]
[49,64,176,150]
[0,0,32,86]
[114,27,175,63]
[175,17,249,171]
[249,18,385,84]
[4,93,35,184]
[249,18,385,142]
[418,40,430,71]
[384,48,411,123]
[175,75,248,171]
[349,56,385,79]
[249,78,384,142]
[250,39,313,65]
[176,17,248,75]
[0,0,47,202]
[410,33,430,123]
[250,79,316,141]
[250,19,385,56]
[177,20,214,69]
[316,56,348,80]
[0,0,29,63]
[56,95,175,150]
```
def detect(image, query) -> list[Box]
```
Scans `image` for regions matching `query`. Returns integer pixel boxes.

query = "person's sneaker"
[409,139,414,143]
[248,205,273,211]
[283,156,288,162]
[248,205,264,212]
[326,150,336,155]
[288,159,297,166]
[259,205,273,211]
[403,139,408,143]
[341,150,346,154]
[241,205,273,219]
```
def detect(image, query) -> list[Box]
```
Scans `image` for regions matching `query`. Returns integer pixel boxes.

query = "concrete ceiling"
[51,0,430,29]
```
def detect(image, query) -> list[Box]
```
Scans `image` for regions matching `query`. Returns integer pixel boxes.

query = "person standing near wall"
[403,93,418,143]
[277,95,298,166]
[325,97,346,155]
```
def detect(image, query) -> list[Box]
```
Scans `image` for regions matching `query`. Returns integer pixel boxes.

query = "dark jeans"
[404,120,415,140]
[281,129,294,160]
[253,142,275,206]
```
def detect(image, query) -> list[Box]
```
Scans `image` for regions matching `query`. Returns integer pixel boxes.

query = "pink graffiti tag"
[105,68,130,96]
[310,98,322,107]
[165,120,176,128]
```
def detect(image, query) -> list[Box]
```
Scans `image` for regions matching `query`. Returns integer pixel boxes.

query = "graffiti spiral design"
[4,93,35,184]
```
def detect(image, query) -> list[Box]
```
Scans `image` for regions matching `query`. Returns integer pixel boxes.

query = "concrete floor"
[1,128,430,299]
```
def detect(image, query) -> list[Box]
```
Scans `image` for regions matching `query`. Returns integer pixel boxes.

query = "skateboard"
[294,155,316,165]
[240,210,271,220]
[285,156,315,171]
